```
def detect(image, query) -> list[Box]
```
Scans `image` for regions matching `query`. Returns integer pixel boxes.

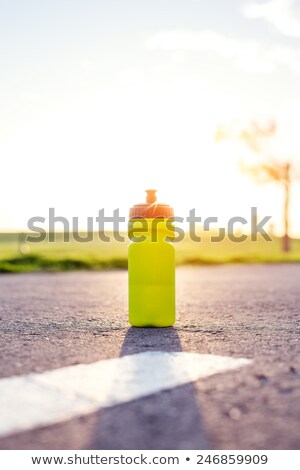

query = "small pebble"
[229,407,241,420]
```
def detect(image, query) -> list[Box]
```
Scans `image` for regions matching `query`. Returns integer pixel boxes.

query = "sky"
[1,0,300,235]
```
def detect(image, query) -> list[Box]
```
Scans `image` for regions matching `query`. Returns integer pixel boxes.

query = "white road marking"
[0,352,251,438]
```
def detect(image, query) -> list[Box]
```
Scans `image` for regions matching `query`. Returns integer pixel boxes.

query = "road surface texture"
[0,265,299,450]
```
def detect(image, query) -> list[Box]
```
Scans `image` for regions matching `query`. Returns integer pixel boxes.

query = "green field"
[0,232,300,273]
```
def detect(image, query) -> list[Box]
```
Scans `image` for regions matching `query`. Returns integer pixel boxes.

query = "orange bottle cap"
[129,189,174,219]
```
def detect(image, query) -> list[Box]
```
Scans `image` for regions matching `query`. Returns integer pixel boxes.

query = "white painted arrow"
[0,352,251,438]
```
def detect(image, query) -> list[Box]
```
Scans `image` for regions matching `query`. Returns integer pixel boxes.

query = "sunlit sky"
[1,0,300,235]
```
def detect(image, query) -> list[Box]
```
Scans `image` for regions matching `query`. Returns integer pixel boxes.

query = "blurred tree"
[216,121,298,252]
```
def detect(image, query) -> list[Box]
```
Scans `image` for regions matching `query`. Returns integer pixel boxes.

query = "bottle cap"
[129,189,174,219]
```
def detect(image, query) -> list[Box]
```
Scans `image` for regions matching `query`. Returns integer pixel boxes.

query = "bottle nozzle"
[145,189,157,204]
[129,189,173,218]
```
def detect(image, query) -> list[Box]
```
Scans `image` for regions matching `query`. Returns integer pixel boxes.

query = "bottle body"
[128,219,175,327]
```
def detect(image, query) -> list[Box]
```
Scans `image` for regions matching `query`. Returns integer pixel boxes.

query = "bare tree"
[216,121,298,252]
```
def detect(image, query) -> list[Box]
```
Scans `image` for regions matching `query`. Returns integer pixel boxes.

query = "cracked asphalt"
[0,265,299,449]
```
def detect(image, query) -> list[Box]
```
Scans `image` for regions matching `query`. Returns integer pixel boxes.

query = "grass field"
[0,232,300,273]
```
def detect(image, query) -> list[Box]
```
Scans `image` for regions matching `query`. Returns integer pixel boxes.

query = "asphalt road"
[0,265,299,450]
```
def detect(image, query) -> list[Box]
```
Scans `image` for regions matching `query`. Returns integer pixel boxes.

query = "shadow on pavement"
[90,327,210,450]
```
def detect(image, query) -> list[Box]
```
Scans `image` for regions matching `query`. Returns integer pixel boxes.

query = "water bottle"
[128,189,175,327]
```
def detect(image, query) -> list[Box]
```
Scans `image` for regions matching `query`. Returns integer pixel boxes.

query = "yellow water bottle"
[128,189,175,327]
